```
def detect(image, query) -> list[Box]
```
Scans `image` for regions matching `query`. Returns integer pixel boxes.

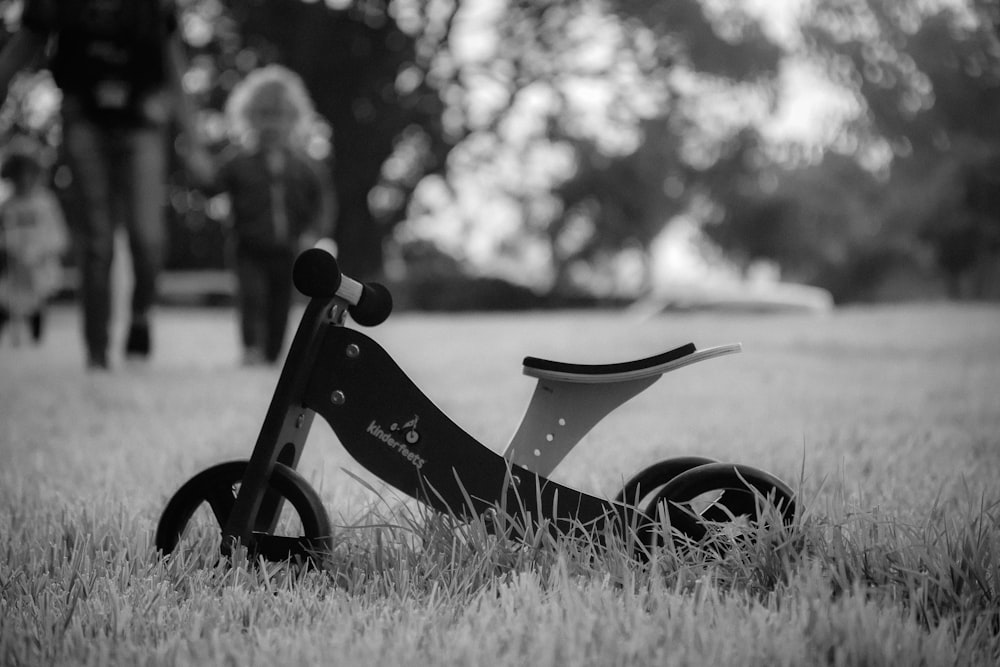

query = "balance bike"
[155,244,796,563]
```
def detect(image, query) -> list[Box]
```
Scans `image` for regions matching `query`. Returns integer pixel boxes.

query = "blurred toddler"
[195,65,334,365]
[0,140,68,345]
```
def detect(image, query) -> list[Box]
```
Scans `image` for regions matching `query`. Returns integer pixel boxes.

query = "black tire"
[646,462,796,543]
[614,456,718,508]
[155,460,333,563]
[613,456,717,559]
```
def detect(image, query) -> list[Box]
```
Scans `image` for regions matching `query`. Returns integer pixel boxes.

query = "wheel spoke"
[205,486,237,526]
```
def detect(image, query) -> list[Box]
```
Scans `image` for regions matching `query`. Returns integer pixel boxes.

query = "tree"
[801,0,1000,297]
[0,0,802,299]
[702,139,888,296]
[182,0,455,280]
[398,0,787,296]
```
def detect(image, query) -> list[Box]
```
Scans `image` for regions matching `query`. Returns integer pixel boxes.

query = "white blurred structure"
[638,217,834,314]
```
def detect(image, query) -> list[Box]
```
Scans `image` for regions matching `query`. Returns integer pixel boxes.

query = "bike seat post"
[222,296,340,552]
[503,375,659,477]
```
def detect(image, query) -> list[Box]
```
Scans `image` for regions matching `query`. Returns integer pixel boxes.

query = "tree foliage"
[797,0,1000,298]
[179,0,456,279]
[430,0,787,294]
[6,0,997,301]
[176,0,788,291]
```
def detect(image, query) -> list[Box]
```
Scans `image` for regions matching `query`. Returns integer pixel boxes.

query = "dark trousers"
[236,250,294,362]
[62,118,168,359]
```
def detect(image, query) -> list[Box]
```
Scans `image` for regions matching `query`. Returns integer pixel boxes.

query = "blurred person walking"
[0,137,68,345]
[191,65,334,365]
[0,0,201,369]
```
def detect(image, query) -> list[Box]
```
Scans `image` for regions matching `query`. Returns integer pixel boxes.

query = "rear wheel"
[646,462,796,544]
[155,460,332,564]
[614,456,718,507]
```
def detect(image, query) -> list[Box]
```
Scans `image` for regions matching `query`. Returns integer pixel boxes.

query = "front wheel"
[155,460,332,564]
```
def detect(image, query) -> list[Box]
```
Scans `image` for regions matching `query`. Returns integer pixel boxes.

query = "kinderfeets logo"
[366,414,426,470]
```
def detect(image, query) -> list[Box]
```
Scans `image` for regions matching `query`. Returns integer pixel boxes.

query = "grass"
[1,302,998,665]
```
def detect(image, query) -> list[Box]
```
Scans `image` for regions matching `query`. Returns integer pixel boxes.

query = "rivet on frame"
[330,390,346,406]
[345,344,360,359]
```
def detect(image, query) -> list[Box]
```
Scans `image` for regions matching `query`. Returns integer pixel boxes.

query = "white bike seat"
[505,343,742,475]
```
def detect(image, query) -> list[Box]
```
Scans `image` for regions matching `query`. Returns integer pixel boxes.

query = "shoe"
[30,312,43,343]
[125,322,151,358]
[242,347,266,366]
[87,351,110,371]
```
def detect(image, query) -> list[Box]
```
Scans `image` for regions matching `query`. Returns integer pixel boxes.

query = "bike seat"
[523,342,698,383]
[507,341,742,475]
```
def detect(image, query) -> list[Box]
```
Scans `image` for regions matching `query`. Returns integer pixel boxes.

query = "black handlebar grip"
[349,282,393,327]
[292,245,393,326]
[293,247,342,297]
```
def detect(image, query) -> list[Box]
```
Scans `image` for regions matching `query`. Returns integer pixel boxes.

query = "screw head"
[330,390,346,406]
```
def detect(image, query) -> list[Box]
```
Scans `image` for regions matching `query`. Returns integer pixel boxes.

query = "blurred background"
[2,0,998,311]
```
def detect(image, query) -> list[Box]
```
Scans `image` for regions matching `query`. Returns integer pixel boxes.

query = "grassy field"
[1,302,998,665]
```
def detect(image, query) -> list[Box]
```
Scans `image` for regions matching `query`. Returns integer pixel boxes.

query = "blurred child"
[194,65,334,365]
[0,141,68,345]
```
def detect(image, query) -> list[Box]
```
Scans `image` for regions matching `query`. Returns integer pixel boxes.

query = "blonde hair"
[224,64,317,149]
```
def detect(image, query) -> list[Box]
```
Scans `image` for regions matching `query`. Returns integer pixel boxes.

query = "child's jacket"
[217,146,328,256]
[0,189,68,314]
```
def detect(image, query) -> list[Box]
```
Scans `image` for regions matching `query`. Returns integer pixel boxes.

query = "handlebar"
[292,240,393,326]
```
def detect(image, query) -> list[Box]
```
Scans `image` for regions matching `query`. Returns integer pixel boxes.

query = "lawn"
[1,302,998,665]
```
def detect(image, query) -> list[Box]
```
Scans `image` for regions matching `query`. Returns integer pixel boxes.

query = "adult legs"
[119,126,168,357]
[62,120,116,367]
